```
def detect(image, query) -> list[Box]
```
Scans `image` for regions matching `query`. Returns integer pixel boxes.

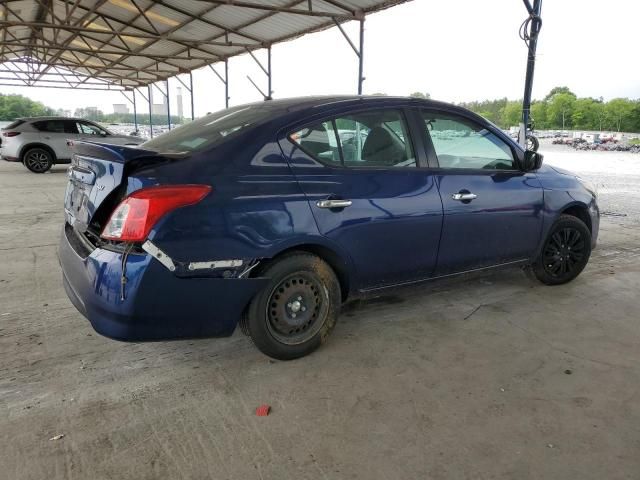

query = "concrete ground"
[1,145,639,480]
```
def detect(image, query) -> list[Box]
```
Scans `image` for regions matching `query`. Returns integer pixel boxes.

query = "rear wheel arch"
[20,143,58,163]
[253,243,351,302]
[244,252,341,359]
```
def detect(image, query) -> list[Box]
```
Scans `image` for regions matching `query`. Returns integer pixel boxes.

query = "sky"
[2,0,639,118]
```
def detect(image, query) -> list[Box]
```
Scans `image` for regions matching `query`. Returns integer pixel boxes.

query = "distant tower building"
[177,87,184,119]
[149,87,167,116]
[113,103,129,114]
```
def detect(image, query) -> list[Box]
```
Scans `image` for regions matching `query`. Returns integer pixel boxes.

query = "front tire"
[531,214,591,285]
[245,253,340,360]
[23,148,53,173]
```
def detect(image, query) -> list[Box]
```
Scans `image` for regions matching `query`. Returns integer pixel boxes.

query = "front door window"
[77,122,106,136]
[422,112,515,170]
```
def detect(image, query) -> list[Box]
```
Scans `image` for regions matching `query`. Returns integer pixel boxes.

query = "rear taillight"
[2,131,20,137]
[101,185,211,242]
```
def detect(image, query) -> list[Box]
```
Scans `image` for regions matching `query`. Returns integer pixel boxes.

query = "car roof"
[234,95,452,112]
[16,97,455,124]
[231,95,497,134]
[17,116,98,122]
[213,95,470,130]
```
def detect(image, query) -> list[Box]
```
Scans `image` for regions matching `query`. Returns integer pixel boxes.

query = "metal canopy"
[0,0,409,91]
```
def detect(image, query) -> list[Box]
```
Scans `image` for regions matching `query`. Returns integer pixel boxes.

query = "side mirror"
[523,150,543,171]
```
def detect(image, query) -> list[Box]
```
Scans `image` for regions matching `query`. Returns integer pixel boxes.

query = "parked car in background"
[0,117,144,173]
[59,96,599,360]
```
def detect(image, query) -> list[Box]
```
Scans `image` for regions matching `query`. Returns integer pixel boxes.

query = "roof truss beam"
[0,0,408,90]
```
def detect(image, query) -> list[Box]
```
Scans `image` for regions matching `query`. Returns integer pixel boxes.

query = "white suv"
[0,117,145,173]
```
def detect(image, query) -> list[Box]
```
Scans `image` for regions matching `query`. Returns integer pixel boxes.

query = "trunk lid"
[64,141,159,233]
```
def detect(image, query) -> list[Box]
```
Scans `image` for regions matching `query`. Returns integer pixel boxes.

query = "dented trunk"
[63,141,172,235]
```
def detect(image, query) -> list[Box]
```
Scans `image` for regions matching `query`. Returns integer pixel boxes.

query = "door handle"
[316,199,353,209]
[451,192,478,201]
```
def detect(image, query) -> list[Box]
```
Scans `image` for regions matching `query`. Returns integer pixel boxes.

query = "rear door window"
[289,121,341,166]
[290,109,416,168]
[33,120,66,133]
[64,121,79,134]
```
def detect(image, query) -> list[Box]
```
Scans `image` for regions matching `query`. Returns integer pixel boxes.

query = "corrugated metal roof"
[0,0,411,90]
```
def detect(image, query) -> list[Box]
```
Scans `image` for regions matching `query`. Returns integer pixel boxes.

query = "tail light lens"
[2,131,21,137]
[101,185,211,242]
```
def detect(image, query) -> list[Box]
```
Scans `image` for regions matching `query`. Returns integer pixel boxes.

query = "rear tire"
[23,148,53,173]
[531,214,591,285]
[245,253,340,360]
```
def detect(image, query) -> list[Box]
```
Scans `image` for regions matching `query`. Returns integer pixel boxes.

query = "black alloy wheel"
[531,214,591,285]
[542,228,585,278]
[23,148,53,173]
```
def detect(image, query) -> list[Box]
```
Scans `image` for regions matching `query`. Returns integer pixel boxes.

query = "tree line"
[72,107,183,125]
[0,93,54,120]
[0,95,182,125]
[3,89,639,132]
[454,87,640,133]
[409,89,639,132]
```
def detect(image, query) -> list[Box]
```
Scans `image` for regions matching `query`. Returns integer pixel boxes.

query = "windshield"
[83,121,113,136]
[141,104,274,154]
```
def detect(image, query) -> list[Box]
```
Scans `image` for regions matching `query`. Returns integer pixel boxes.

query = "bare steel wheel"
[23,148,53,173]
[245,252,341,360]
[266,272,329,345]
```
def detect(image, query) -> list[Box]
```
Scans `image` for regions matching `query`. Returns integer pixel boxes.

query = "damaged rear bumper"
[59,225,268,341]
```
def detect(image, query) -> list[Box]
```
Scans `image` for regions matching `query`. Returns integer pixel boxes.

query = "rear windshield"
[3,120,25,130]
[141,104,275,154]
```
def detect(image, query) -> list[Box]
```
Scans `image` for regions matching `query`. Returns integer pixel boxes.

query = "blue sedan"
[59,96,599,359]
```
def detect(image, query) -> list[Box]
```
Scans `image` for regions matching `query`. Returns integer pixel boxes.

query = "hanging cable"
[519,12,542,49]
[120,243,134,302]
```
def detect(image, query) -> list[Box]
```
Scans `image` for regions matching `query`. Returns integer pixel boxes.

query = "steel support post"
[189,72,195,120]
[246,47,272,100]
[209,61,230,108]
[519,0,543,148]
[224,60,229,108]
[166,80,171,130]
[120,90,138,134]
[267,45,272,99]
[175,74,195,120]
[133,89,138,133]
[358,19,364,95]
[334,17,365,95]
[148,84,153,138]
